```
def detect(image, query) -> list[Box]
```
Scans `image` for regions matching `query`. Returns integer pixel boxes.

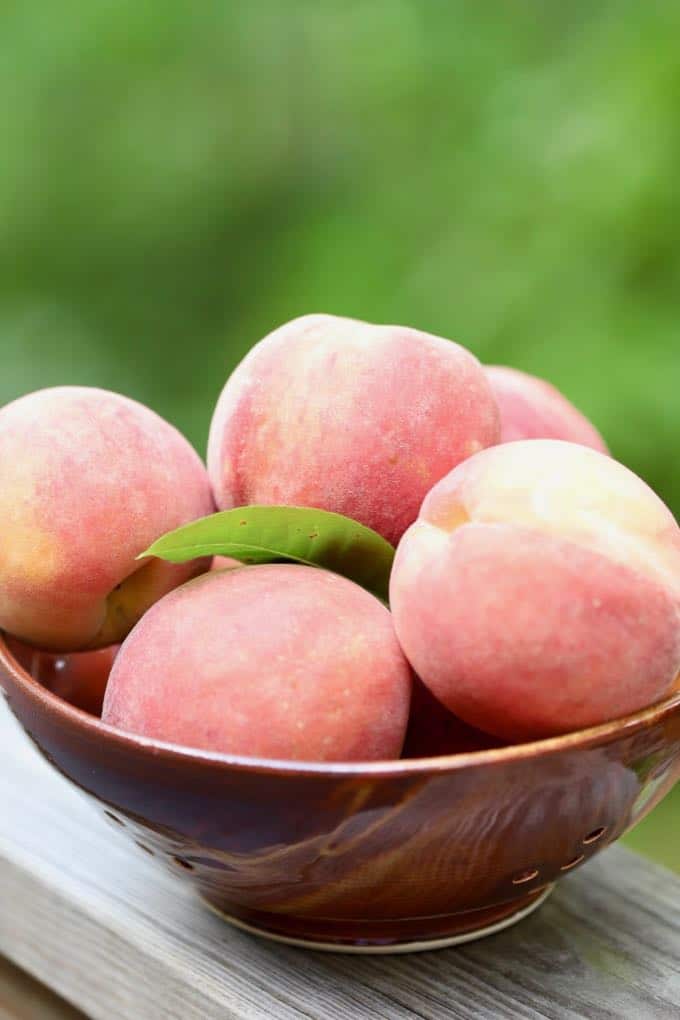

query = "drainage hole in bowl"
[173,856,195,870]
[512,868,540,885]
[560,854,585,871]
[582,826,606,845]
[135,841,155,856]
[104,811,125,827]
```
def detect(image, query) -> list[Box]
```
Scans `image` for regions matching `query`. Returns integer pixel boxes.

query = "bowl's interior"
[3,633,680,778]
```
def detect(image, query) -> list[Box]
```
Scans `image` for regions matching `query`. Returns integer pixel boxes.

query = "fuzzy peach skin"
[0,387,214,652]
[103,564,412,762]
[486,365,608,452]
[211,555,241,571]
[390,440,680,742]
[401,677,505,759]
[208,315,500,545]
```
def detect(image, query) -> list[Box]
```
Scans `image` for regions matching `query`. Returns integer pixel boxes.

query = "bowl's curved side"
[2,639,679,949]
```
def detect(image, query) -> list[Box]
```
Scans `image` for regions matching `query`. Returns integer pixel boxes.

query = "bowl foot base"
[202,884,554,954]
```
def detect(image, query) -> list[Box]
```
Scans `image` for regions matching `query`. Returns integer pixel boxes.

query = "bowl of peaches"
[1,314,678,952]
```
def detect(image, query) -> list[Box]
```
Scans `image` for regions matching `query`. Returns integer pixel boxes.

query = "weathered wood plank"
[0,957,86,1020]
[0,699,679,1020]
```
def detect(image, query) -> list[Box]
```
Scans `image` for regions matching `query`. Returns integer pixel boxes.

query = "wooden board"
[1,699,679,1020]
[0,957,86,1020]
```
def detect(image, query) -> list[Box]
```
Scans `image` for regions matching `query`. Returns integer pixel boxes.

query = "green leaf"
[139,506,395,602]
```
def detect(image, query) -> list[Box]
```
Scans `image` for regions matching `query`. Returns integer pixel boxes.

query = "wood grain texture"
[0,957,86,1020]
[0,699,679,1020]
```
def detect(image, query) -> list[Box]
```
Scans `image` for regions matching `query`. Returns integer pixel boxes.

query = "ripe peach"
[401,678,505,759]
[390,440,680,742]
[486,365,608,452]
[211,555,241,571]
[0,387,214,652]
[103,564,412,761]
[208,315,500,545]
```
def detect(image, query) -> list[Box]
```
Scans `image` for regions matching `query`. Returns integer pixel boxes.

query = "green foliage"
[2,2,679,518]
[142,506,395,602]
[0,1,677,867]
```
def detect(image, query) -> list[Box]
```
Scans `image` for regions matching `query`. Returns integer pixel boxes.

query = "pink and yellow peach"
[391,440,680,742]
[211,555,241,571]
[103,564,413,762]
[486,365,608,452]
[0,387,214,652]
[208,315,500,545]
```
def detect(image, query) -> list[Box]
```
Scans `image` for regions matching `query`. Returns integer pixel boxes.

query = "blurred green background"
[1,2,678,869]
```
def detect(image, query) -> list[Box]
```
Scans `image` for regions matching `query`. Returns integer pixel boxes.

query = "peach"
[103,564,412,762]
[208,315,500,545]
[390,440,680,742]
[0,387,214,652]
[486,365,608,452]
[401,678,505,759]
[211,555,241,571]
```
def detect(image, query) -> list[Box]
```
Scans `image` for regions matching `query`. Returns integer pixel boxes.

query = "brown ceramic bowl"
[1,634,679,953]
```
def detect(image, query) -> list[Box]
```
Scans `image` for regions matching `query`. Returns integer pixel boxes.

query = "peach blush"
[0,387,214,651]
[486,365,608,452]
[103,564,413,762]
[208,314,500,545]
[390,440,680,741]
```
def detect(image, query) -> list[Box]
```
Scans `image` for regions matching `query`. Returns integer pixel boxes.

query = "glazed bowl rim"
[2,633,679,778]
